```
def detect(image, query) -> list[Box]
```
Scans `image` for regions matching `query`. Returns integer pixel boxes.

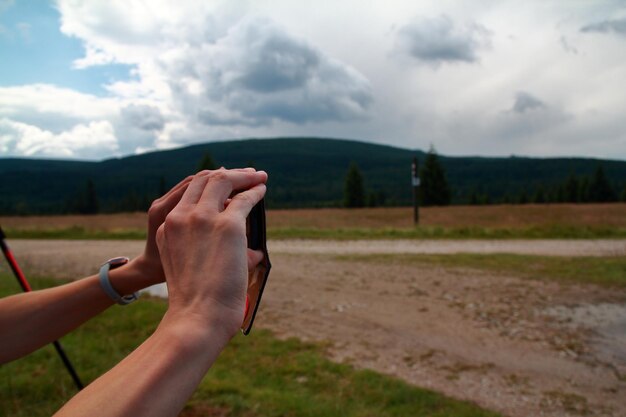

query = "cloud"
[560,36,578,54]
[0,85,166,157]
[120,104,164,131]
[0,118,118,158]
[164,17,373,126]
[56,2,373,139]
[0,84,120,133]
[580,17,626,36]
[395,15,491,66]
[511,92,545,113]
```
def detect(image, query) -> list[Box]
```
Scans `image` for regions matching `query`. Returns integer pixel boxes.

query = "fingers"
[247,249,264,270]
[178,174,212,205]
[177,168,259,204]
[155,181,191,217]
[198,170,267,211]
[226,183,267,218]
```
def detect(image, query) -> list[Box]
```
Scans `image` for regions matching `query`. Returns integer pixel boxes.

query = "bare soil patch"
[3,239,625,417]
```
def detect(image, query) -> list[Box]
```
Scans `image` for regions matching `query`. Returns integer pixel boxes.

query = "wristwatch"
[99,257,139,305]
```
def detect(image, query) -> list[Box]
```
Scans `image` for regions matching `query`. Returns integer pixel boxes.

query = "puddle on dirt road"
[543,303,626,368]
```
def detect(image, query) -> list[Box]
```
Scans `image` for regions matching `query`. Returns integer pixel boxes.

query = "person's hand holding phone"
[156,168,267,340]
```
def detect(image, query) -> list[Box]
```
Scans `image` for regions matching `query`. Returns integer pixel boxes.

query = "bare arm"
[54,169,268,417]
[0,257,153,363]
[0,175,194,363]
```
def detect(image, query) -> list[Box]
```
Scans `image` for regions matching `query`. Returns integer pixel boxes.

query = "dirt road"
[5,238,626,278]
[3,239,626,417]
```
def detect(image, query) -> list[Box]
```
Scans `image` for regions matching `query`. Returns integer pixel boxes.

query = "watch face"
[108,256,129,269]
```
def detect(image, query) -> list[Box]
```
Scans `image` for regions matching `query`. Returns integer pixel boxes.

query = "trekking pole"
[0,226,84,390]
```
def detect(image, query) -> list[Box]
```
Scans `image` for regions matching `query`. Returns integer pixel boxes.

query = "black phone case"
[242,199,271,335]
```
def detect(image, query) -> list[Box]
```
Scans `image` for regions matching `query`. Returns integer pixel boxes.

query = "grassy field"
[335,253,626,288]
[0,275,501,417]
[2,204,626,240]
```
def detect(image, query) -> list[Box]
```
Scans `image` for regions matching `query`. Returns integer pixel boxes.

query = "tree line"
[465,165,624,205]
[65,152,219,214]
[343,147,626,208]
[25,149,626,215]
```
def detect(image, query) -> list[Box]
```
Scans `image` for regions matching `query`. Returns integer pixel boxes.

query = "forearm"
[0,256,156,363]
[54,312,233,417]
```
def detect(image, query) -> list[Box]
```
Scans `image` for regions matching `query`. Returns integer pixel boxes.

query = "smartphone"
[241,198,271,335]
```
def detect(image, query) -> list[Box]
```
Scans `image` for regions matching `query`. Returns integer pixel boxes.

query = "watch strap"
[99,258,139,305]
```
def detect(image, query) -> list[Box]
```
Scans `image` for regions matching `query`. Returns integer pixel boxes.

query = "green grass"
[0,275,501,417]
[335,253,626,289]
[3,226,147,240]
[5,224,626,240]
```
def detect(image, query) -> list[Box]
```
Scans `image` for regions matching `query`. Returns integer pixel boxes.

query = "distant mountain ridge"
[1,137,626,214]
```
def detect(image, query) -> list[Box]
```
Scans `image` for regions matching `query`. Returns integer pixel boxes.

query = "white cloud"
[0,118,118,158]
[0,84,119,121]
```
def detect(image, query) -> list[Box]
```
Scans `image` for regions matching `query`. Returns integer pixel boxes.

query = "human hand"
[130,175,194,287]
[156,169,268,337]
[130,169,264,289]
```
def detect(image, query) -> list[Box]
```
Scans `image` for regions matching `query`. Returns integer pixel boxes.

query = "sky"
[0,0,625,161]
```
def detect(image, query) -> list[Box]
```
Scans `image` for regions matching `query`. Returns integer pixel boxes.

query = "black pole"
[412,157,420,225]
[0,226,84,390]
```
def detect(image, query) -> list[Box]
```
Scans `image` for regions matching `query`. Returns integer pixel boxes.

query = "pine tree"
[578,177,590,203]
[556,184,565,202]
[419,146,451,206]
[565,174,579,202]
[533,185,546,204]
[366,191,378,207]
[620,184,626,202]
[159,176,167,197]
[122,190,140,212]
[197,152,217,172]
[588,165,617,202]
[84,179,99,214]
[469,190,479,205]
[344,162,365,208]
[518,188,529,204]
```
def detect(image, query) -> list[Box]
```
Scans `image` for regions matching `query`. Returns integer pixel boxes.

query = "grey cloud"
[166,17,372,126]
[581,17,626,35]
[115,104,165,155]
[512,92,545,113]
[236,28,320,92]
[120,104,164,131]
[560,36,578,54]
[396,15,490,66]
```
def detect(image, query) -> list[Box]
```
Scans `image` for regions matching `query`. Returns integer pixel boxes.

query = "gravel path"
[270,239,626,256]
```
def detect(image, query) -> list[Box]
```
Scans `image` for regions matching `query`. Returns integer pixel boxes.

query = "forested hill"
[1,137,626,214]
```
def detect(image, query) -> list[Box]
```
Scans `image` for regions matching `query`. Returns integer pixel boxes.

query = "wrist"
[126,255,163,287]
[160,308,236,353]
[106,256,155,297]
